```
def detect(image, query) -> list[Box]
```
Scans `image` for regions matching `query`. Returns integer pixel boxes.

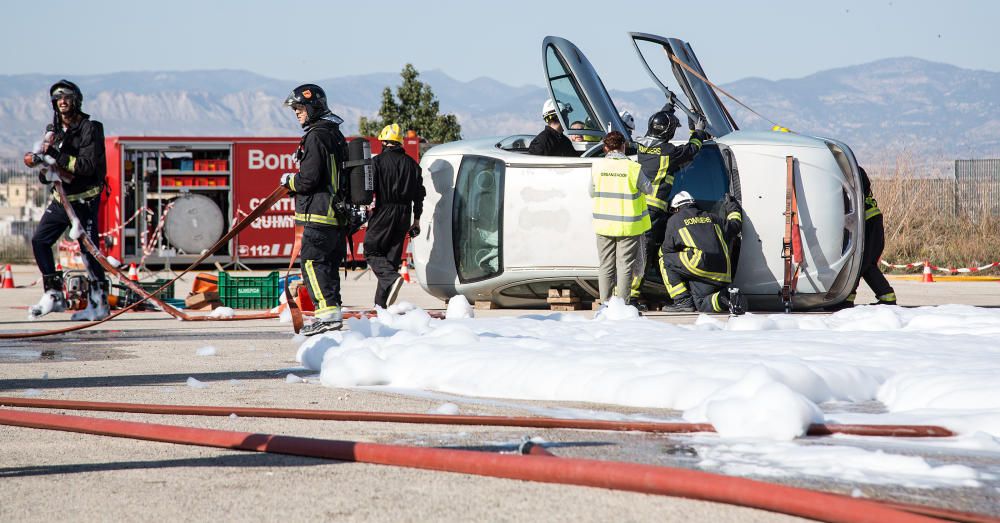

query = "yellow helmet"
[378,123,404,143]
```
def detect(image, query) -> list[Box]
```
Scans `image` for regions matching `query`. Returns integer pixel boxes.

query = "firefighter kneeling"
[659,191,747,314]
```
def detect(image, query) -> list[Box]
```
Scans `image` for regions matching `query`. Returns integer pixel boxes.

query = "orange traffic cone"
[128,263,139,281]
[2,264,13,289]
[922,261,934,283]
[399,258,411,284]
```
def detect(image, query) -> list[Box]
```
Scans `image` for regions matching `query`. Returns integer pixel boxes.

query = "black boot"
[662,294,695,313]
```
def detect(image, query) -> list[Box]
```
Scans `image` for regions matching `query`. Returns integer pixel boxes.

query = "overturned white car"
[412,33,864,311]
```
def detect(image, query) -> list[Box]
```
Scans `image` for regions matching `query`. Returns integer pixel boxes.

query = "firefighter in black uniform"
[364,124,426,308]
[628,108,710,305]
[660,191,746,314]
[25,79,108,320]
[528,99,578,157]
[280,84,350,336]
[831,166,896,308]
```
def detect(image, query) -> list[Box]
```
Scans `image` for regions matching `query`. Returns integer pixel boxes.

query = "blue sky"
[2,0,997,90]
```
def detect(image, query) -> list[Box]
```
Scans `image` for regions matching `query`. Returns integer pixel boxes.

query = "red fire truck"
[100,136,421,267]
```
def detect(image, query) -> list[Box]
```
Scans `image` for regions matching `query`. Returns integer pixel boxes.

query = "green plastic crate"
[217,271,279,309]
[112,278,175,308]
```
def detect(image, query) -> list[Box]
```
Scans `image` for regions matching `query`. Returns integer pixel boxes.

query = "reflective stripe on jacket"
[663,204,742,283]
[636,130,708,211]
[864,195,882,221]
[590,156,650,237]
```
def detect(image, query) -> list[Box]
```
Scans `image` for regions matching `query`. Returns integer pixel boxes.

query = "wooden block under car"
[185,291,220,309]
[474,300,495,310]
[189,301,222,311]
[546,296,581,304]
[550,303,583,311]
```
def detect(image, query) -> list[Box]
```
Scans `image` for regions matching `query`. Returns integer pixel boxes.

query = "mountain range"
[1,57,998,163]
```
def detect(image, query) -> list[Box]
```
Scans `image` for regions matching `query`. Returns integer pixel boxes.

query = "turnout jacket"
[364,146,426,254]
[636,129,708,212]
[287,116,349,227]
[528,125,579,157]
[51,114,106,201]
[859,166,882,221]
[662,199,742,283]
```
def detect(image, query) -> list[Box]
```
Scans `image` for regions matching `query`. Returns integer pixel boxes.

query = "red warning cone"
[2,265,13,289]
[922,261,934,283]
[128,263,139,281]
[399,258,411,284]
[56,262,63,273]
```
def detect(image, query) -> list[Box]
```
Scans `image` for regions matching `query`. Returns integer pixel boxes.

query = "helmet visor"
[51,87,77,102]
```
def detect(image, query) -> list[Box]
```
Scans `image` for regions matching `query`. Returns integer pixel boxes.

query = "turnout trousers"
[364,203,412,308]
[32,194,106,283]
[850,214,895,302]
[630,207,669,298]
[300,225,346,318]
[659,251,735,313]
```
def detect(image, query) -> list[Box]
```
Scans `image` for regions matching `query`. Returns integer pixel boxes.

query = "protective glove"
[44,145,60,160]
[407,224,421,238]
[695,116,708,132]
[279,172,295,189]
[37,168,60,184]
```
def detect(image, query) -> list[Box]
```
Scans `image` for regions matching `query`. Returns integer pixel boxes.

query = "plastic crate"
[217,271,279,309]
[111,278,175,307]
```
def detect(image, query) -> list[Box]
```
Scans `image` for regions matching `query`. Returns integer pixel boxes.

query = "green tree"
[358,64,462,143]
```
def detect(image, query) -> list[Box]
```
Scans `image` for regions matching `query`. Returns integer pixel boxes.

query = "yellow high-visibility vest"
[591,157,650,236]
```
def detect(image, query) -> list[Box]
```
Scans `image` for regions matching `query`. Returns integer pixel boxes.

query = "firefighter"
[364,124,426,309]
[590,131,653,304]
[659,191,746,314]
[280,83,349,336]
[528,99,578,157]
[25,79,108,320]
[831,166,896,308]
[628,108,710,307]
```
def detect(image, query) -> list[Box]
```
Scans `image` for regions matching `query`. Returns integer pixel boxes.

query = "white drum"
[163,193,224,254]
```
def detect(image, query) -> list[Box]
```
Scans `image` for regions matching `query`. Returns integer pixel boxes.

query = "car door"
[629,32,738,139]
[542,36,629,145]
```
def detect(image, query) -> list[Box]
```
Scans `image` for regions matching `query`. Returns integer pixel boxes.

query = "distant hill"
[1,57,997,162]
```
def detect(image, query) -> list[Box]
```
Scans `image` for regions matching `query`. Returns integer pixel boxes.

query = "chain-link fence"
[955,159,1000,218]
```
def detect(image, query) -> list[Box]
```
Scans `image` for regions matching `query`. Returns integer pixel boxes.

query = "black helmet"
[284,83,330,125]
[49,79,82,113]
[646,109,680,140]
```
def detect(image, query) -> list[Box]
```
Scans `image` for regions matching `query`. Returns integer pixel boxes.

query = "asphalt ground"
[2,264,999,522]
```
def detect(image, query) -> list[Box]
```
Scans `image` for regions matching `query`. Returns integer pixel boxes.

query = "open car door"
[629,32,738,139]
[542,36,629,147]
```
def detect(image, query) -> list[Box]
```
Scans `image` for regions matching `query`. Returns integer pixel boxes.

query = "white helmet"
[619,110,635,131]
[671,191,695,209]
[542,99,571,121]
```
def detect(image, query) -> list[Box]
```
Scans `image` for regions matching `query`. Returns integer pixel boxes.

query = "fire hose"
[0,406,970,523]
[0,182,300,339]
[0,397,955,438]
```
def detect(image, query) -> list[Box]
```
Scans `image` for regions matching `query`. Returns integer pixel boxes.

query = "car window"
[545,46,601,135]
[453,156,503,282]
[668,144,730,209]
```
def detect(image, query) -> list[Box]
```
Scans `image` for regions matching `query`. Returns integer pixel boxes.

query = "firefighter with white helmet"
[24,79,109,321]
[528,99,578,157]
[280,83,350,335]
[659,190,746,314]
[363,124,426,308]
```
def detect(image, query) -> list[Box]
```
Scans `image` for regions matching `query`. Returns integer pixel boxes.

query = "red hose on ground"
[0,397,955,438]
[0,408,946,523]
